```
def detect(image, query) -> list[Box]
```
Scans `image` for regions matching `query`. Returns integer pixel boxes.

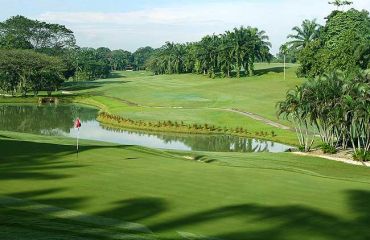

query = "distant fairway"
[0,132,369,240]
[67,63,302,145]
[71,63,300,121]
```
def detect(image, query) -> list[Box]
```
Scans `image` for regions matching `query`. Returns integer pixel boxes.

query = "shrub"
[353,149,370,162]
[320,143,337,154]
[298,145,306,152]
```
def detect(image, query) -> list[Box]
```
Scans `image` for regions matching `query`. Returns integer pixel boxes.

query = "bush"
[353,149,370,162]
[298,145,306,152]
[320,143,337,154]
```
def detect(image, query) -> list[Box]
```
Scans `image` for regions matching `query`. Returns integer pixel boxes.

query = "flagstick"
[77,127,79,156]
[284,54,286,81]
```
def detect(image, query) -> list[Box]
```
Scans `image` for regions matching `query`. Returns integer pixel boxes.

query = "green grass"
[60,63,301,144]
[0,63,302,144]
[73,63,300,120]
[0,131,369,240]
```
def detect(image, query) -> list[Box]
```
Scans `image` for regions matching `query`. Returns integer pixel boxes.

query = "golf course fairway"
[0,131,369,240]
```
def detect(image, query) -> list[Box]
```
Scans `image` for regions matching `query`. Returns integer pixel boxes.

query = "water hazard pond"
[0,104,292,153]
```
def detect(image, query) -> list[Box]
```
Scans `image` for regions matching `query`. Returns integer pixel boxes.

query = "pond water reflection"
[0,104,292,152]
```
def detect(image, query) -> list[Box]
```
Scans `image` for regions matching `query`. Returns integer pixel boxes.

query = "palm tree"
[146,26,272,79]
[277,85,314,152]
[218,33,234,77]
[172,44,186,74]
[287,19,321,51]
[227,27,251,78]
[249,27,271,76]
[278,71,369,157]
[197,34,220,77]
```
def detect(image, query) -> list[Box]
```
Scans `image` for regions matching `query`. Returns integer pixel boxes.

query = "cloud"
[37,0,370,53]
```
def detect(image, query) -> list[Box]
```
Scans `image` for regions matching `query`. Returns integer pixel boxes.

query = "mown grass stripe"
[0,196,155,239]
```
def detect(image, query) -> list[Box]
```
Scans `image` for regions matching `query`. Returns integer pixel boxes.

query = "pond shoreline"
[0,96,297,147]
[72,97,297,146]
[0,103,293,153]
[96,112,290,145]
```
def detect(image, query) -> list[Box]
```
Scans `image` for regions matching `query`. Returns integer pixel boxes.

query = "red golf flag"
[74,118,81,128]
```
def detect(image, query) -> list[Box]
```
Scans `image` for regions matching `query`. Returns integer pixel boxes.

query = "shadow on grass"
[109,72,127,78]
[1,138,369,239]
[1,188,369,240]
[151,190,370,240]
[62,80,131,92]
[254,66,290,76]
[0,188,166,240]
[99,197,167,222]
[0,134,12,139]
[0,139,129,180]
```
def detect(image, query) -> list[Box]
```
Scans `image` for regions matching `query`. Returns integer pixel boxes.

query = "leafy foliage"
[132,47,154,70]
[287,19,322,51]
[320,143,338,154]
[275,44,297,63]
[73,48,111,81]
[0,15,76,53]
[0,49,65,96]
[294,9,370,78]
[146,26,272,78]
[278,72,370,157]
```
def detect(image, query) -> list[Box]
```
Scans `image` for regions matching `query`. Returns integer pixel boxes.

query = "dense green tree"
[296,8,370,78]
[73,48,111,81]
[0,15,76,53]
[296,39,327,78]
[183,43,197,73]
[147,26,271,78]
[132,46,154,70]
[217,33,234,77]
[0,15,78,82]
[323,9,370,73]
[0,49,65,96]
[110,50,131,70]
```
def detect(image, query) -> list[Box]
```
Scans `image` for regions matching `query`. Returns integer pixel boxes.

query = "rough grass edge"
[97,112,295,147]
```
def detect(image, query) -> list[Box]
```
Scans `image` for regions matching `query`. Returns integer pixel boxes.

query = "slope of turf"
[1,131,369,240]
[71,63,300,121]
[62,63,302,145]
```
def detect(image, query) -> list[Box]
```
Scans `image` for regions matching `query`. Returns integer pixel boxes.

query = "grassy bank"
[68,63,301,123]
[0,63,302,145]
[72,63,300,120]
[97,111,296,146]
[72,63,302,145]
[0,131,369,240]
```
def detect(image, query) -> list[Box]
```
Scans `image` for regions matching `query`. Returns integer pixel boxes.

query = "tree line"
[278,72,369,161]
[0,15,155,96]
[71,46,155,80]
[278,3,369,77]
[278,1,370,160]
[146,26,272,78]
[0,15,274,96]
